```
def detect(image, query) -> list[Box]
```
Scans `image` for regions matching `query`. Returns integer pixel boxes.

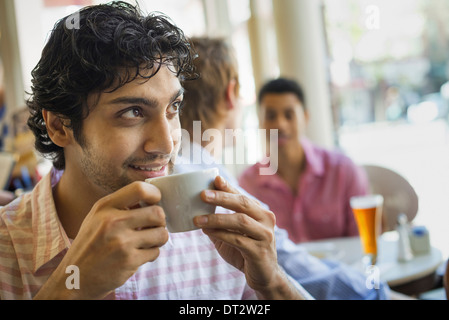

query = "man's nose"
[143,117,175,155]
[273,115,289,132]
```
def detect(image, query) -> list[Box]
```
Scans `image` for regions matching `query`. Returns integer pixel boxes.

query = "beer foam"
[350,195,383,209]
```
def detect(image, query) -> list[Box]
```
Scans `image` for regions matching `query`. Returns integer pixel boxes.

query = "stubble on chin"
[79,139,179,195]
[167,154,177,175]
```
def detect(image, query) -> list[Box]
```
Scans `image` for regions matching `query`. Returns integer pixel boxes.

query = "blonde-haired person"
[180,37,241,158]
[179,36,391,300]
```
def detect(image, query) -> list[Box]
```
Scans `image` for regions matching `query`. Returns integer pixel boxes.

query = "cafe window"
[323,0,449,259]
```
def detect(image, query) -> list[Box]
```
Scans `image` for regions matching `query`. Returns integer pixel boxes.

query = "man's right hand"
[34,181,168,300]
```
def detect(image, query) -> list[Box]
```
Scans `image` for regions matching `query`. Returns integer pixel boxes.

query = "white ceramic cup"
[145,168,219,233]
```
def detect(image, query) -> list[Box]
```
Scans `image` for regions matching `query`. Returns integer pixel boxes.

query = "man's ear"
[225,79,238,110]
[304,110,310,126]
[42,110,71,147]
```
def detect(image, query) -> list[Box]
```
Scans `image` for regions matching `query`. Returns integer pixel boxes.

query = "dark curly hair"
[258,77,307,110]
[27,1,197,170]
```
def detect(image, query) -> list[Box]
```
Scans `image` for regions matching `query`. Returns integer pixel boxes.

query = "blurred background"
[1,0,449,262]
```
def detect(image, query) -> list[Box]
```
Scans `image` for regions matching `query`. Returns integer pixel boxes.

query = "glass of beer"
[350,194,383,266]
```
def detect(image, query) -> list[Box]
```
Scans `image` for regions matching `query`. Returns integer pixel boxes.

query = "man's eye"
[168,101,184,114]
[285,110,294,120]
[122,107,143,119]
[266,112,276,121]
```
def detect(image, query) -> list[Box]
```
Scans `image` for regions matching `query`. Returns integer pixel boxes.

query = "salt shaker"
[409,225,431,255]
[397,213,414,262]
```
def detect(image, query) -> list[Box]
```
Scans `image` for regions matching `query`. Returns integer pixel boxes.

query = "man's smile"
[129,164,168,179]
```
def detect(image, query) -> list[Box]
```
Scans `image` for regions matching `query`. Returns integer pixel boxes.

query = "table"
[300,231,443,292]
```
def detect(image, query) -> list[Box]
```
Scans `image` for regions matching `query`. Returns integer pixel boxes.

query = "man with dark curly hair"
[0,2,308,300]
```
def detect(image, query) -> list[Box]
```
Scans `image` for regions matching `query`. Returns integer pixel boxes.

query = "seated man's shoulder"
[315,146,368,189]
[314,144,359,170]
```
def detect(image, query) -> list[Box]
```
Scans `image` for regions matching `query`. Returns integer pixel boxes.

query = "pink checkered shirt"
[0,169,257,300]
[239,138,369,244]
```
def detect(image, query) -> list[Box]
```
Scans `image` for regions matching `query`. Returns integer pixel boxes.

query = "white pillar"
[271,0,334,148]
[247,0,277,95]
[201,0,232,38]
[14,0,45,96]
[0,0,25,115]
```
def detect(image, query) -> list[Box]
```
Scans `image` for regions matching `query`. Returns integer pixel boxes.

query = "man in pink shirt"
[239,78,369,243]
